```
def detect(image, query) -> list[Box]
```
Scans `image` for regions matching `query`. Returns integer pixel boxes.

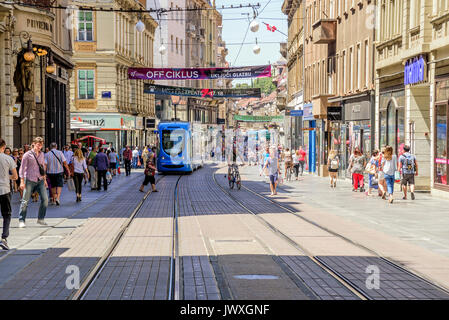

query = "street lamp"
[46,51,56,74]
[23,39,35,62]
[159,43,167,55]
[250,19,259,32]
[136,20,145,33]
[253,38,261,55]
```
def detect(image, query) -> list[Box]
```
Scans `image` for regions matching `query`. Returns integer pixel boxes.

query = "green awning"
[234,115,284,122]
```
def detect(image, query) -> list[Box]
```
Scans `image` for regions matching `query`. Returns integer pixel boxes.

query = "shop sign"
[136,117,144,130]
[102,91,112,99]
[146,118,156,128]
[289,110,304,117]
[404,55,426,85]
[121,116,135,129]
[327,106,342,121]
[303,103,314,120]
[13,103,21,117]
[73,114,122,129]
[217,118,226,124]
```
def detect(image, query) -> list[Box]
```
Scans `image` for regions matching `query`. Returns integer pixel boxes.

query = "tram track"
[211,170,366,300]
[212,166,449,300]
[70,174,180,300]
[239,178,449,298]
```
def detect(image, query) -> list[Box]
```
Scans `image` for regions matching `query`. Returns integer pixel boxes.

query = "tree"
[252,77,276,95]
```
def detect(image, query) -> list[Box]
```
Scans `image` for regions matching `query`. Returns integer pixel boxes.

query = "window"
[171,35,174,52]
[176,37,178,54]
[435,103,448,186]
[78,11,93,41]
[356,44,361,90]
[349,47,353,91]
[78,69,94,99]
[342,50,346,93]
[365,40,369,87]
[181,40,183,55]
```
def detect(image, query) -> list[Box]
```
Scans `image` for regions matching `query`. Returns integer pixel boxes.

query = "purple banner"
[128,65,271,80]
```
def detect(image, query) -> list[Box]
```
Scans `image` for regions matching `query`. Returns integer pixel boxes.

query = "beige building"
[1,1,73,148]
[69,0,157,149]
[375,0,449,195]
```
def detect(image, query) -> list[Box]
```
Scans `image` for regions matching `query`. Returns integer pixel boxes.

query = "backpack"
[330,157,338,170]
[403,154,415,174]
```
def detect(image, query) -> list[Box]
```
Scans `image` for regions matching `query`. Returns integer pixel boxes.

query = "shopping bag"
[394,170,401,182]
[67,178,75,191]
[118,167,121,174]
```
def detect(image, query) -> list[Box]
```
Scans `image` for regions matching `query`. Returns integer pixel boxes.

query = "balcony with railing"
[21,0,56,11]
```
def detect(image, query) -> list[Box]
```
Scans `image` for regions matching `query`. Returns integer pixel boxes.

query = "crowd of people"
[340,144,418,204]
[0,137,159,251]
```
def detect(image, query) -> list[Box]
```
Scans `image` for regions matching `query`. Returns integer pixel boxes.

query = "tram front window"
[162,130,185,156]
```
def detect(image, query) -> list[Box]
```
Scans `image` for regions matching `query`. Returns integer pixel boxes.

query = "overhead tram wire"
[0,1,260,12]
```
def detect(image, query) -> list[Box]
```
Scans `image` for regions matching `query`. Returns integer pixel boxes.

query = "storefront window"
[380,109,386,148]
[435,104,448,186]
[397,107,405,155]
[387,102,395,149]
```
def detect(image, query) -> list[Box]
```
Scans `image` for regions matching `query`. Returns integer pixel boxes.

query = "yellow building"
[69,0,157,149]
[375,0,449,195]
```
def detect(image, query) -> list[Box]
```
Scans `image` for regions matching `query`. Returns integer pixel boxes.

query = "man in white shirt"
[0,138,18,250]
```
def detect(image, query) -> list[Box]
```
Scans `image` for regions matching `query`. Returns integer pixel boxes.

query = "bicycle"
[227,163,242,190]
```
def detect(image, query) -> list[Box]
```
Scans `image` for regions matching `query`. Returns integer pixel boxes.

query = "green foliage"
[252,77,276,95]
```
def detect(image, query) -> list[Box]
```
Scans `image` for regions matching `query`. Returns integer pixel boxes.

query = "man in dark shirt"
[93,148,110,191]
[123,146,132,176]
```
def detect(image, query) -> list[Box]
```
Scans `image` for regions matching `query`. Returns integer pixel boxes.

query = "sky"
[215,0,287,68]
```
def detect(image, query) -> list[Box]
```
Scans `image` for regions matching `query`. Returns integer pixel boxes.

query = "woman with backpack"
[327,150,339,188]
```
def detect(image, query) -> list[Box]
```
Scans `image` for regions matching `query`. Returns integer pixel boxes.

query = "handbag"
[67,178,75,191]
[32,152,45,177]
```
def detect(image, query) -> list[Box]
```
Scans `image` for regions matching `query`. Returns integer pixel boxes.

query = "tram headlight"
[161,156,165,160]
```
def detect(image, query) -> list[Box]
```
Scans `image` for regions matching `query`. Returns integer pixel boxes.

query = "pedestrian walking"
[327,150,339,188]
[139,153,158,193]
[123,146,132,176]
[142,146,149,168]
[0,138,18,250]
[86,146,98,190]
[18,137,49,227]
[72,148,89,202]
[297,146,306,175]
[399,145,418,200]
[94,147,110,191]
[63,145,74,182]
[45,143,70,206]
[132,147,139,168]
[264,147,281,196]
[292,150,300,180]
[15,148,24,198]
[381,145,398,204]
[109,148,118,176]
[284,148,293,179]
[348,147,366,192]
[365,150,380,196]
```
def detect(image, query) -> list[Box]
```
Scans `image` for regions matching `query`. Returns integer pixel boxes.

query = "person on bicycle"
[284,148,293,180]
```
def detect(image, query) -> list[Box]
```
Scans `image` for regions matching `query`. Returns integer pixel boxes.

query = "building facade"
[375,0,449,195]
[70,0,157,150]
[0,1,73,148]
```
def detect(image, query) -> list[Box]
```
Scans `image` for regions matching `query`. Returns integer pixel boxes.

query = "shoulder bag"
[31,152,45,177]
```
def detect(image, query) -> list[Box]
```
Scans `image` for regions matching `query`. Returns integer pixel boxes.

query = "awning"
[70,119,102,131]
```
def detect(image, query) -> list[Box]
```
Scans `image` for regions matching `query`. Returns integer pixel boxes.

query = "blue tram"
[157,121,203,173]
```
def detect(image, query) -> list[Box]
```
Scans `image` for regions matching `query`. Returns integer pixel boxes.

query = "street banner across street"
[143,84,261,98]
[129,65,271,80]
[233,115,284,122]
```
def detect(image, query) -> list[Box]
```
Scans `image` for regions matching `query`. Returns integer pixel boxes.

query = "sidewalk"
[243,166,449,258]
[0,170,144,288]
[241,165,449,289]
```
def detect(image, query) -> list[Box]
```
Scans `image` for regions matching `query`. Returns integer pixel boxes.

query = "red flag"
[201,89,214,98]
[266,24,277,32]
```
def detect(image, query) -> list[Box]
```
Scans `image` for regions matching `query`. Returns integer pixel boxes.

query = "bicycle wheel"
[236,173,241,190]
[229,175,234,189]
